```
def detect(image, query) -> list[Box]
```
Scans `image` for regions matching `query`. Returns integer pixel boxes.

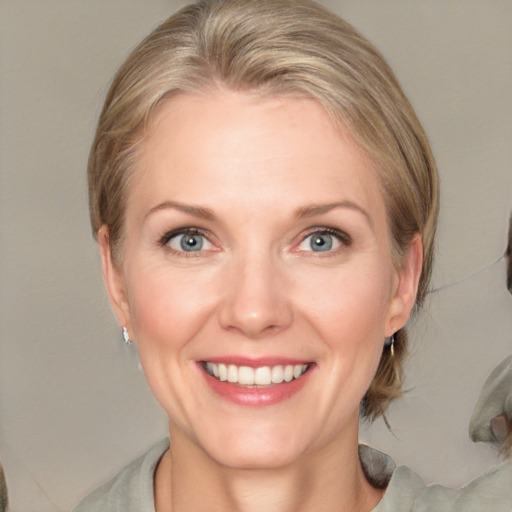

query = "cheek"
[294,263,392,401]
[295,263,393,343]
[123,266,218,416]
[125,266,216,350]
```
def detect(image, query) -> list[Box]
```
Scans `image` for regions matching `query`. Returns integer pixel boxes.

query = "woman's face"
[101,91,420,469]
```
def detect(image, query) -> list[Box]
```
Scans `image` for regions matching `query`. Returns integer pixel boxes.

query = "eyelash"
[157,226,351,256]
[158,227,215,257]
[296,227,352,253]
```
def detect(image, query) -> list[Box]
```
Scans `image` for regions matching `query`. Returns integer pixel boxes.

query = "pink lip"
[199,360,314,407]
[202,356,311,367]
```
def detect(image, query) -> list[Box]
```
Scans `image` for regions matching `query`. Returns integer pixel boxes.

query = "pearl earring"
[122,326,133,344]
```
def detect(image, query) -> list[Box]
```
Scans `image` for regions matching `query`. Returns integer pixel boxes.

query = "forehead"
[131,90,385,223]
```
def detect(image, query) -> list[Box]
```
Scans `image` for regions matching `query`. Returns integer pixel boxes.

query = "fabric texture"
[73,439,512,512]
[73,439,169,512]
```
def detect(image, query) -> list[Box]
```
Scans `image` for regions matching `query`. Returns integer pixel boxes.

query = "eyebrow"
[145,201,216,221]
[293,201,373,228]
[145,199,372,227]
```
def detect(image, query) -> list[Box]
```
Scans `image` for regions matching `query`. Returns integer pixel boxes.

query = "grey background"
[1,1,511,510]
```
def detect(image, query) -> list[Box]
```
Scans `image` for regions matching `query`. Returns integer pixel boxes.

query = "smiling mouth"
[202,362,310,386]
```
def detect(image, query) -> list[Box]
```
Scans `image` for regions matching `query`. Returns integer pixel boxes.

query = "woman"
[75,0,510,510]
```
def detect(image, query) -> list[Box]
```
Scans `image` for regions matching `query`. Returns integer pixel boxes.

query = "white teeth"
[227,364,238,383]
[294,365,306,378]
[254,366,271,385]
[238,366,255,385]
[271,365,284,383]
[205,362,308,386]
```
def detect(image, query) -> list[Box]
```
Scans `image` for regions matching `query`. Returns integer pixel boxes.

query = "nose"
[218,252,293,339]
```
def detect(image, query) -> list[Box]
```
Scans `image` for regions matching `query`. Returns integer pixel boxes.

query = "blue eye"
[178,234,204,251]
[310,233,333,251]
[164,231,213,253]
[298,230,345,252]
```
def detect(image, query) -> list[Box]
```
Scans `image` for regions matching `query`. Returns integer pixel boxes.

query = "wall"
[1,1,511,510]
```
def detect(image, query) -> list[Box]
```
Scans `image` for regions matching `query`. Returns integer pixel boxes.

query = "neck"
[154,418,384,512]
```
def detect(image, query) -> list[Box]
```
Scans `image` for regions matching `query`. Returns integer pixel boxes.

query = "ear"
[98,226,132,334]
[385,234,423,336]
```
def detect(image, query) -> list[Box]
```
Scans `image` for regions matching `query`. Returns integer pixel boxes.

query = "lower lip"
[201,366,312,406]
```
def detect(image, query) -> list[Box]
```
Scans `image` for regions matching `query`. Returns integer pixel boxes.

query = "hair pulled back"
[88,0,439,420]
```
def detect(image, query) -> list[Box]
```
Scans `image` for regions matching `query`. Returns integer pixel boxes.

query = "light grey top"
[73,439,512,512]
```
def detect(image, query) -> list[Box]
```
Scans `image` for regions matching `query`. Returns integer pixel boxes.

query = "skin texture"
[99,91,422,511]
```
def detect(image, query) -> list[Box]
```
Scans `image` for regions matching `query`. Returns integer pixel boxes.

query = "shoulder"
[417,460,512,512]
[73,439,169,512]
[373,454,512,512]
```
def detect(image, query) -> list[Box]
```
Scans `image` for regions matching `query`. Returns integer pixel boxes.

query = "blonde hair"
[88,0,439,420]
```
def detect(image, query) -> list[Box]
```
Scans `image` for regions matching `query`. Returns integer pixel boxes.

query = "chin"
[207,438,302,470]
[193,417,312,470]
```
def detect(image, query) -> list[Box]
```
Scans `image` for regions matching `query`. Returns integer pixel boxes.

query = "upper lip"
[199,356,313,367]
